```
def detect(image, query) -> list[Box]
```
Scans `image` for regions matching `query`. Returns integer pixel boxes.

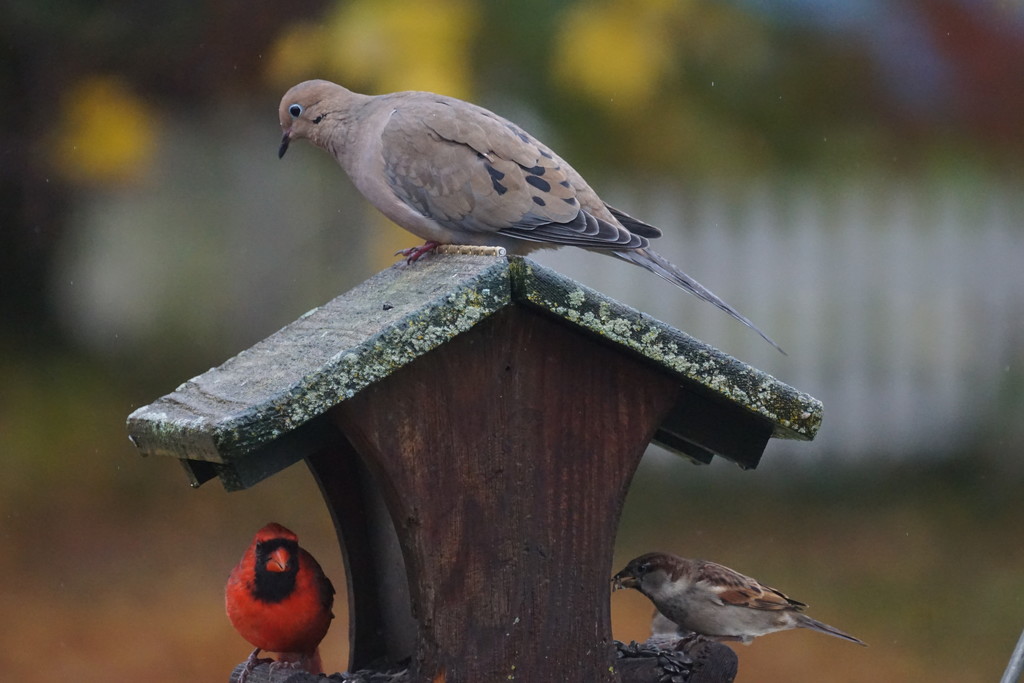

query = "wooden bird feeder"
[127,250,821,683]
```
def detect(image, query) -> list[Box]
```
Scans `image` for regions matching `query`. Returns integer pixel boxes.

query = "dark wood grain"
[330,305,681,682]
[306,427,415,670]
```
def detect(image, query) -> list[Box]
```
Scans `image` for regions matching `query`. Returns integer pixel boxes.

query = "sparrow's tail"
[613,247,785,354]
[797,615,868,646]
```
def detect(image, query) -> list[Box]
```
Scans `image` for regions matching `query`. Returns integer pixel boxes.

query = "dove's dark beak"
[278,130,291,159]
[612,571,638,591]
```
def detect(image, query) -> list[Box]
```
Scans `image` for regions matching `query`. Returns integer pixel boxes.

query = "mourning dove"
[278,80,782,352]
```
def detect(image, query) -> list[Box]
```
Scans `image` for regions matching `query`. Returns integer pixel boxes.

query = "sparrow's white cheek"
[646,573,688,602]
[660,580,690,603]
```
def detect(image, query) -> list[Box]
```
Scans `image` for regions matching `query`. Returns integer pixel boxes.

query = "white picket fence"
[59,113,1023,464]
[534,177,1024,463]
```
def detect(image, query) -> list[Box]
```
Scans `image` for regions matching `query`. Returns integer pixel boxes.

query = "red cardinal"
[226,523,335,681]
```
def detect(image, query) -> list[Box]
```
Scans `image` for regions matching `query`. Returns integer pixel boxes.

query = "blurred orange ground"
[1,353,1021,682]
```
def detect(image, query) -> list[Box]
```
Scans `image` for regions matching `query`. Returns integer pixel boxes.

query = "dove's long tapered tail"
[796,615,868,646]
[613,247,785,354]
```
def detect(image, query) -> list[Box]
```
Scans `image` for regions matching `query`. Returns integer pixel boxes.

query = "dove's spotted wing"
[379,95,647,249]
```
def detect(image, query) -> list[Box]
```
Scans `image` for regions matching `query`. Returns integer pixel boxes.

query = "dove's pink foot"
[396,241,440,263]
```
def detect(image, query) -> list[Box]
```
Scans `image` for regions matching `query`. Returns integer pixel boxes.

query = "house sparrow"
[612,552,866,646]
[226,523,336,682]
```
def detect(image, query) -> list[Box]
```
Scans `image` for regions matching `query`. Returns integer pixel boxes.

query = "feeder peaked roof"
[127,252,821,490]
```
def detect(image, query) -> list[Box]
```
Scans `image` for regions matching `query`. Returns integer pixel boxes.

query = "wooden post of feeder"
[128,250,822,683]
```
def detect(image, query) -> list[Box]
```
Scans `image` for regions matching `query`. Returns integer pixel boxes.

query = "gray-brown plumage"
[612,552,866,646]
[277,80,782,352]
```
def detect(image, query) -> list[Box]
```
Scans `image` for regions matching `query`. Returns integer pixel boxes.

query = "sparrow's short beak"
[278,130,292,159]
[612,572,638,591]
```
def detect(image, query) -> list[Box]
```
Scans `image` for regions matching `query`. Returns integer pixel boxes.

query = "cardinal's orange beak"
[266,547,290,572]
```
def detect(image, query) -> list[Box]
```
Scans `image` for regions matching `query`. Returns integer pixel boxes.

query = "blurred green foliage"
[6,0,1023,333]
[7,0,1023,337]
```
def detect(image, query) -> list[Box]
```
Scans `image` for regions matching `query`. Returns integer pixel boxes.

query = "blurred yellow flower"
[554,0,685,112]
[50,76,157,186]
[265,21,331,88]
[266,0,478,99]
[328,0,478,97]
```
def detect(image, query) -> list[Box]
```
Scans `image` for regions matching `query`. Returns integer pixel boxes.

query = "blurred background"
[2,0,1023,681]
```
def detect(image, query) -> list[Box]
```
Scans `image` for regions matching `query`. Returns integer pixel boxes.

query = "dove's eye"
[288,104,304,118]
